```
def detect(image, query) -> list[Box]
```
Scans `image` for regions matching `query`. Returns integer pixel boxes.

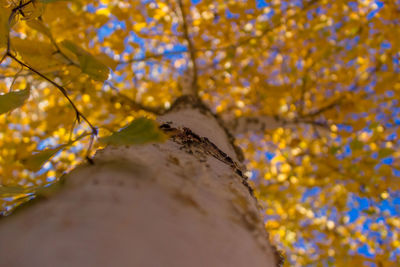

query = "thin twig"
[301,97,344,119]
[7,53,97,134]
[104,80,166,115]
[298,49,314,115]
[1,0,99,163]
[0,54,7,64]
[119,50,187,64]
[9,64,23,92]
[86,134,95,164]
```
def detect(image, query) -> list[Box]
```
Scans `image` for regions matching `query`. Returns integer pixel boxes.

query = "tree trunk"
[0,98,280,267]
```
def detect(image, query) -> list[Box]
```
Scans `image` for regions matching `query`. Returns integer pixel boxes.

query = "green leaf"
[0,87,30,115]
[0,186,33,198]
[329,145,340,155]
[23,146,64,172]
[95,53,119,71]
[378,148,394,159]
[99,117,167,145]
[350,139,363,151]
[0,7,11,48]
[35,178,66,198]
[22,133,89,172]
[61,40,109,81]
[0,180,65,203]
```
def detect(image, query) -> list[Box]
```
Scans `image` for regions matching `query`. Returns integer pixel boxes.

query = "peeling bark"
[0,98,281,267]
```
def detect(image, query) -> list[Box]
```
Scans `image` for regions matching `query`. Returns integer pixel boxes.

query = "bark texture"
[0,100,280,267]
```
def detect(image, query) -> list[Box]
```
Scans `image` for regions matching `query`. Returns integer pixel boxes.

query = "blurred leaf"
[378,148,394,159]
[329,145,340,155]
[350,139,363,151]
[22,133,89,172]
[22,146,64,172]
[99,117,167,145]
[27,19,53,42]
[61,40,109,81]
[0,7,10,47]
[0,87,30,115]
[95,53,119,71]
[0,186,33,198]
[35,178,66,198]
[12,38,61,70]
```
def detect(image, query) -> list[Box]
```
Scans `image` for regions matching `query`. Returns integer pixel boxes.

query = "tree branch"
[6,52,97,134]
[104,81,166,115]
[0,53,7,65]
[197,0,319,53]
[119,50,188,65]
[297,49,314,115]
[177,0,199,95]
[117,1,319,70]
[301,97,344,119]
[224,114,331,136]
[0,1,97,139]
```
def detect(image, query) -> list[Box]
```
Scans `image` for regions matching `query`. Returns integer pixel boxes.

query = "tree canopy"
[1,0,399,265]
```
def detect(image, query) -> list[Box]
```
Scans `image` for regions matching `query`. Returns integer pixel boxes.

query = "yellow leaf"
[26,19,54,42]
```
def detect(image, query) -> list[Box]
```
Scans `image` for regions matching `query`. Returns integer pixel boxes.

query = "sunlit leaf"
[11,38,61,70]
[27,19,53,42]
[1,0,400,264]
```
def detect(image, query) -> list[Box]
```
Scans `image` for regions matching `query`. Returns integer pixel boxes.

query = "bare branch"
[224,114,331,136]
[104,81,166,115]
[0,54,7,65]
[119,50,188,65]
[115,1,318,69]
[301,97,344,119]
[177,0,199,95]
[297,49,314,115]
[9,64,23,91]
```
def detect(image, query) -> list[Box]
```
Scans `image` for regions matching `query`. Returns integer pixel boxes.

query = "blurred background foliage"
[0,0,399,266]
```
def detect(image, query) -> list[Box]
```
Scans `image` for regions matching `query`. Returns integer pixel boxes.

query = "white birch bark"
[0,102,280,267]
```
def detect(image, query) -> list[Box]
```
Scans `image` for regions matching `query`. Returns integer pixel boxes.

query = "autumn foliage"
[1,0,399,265]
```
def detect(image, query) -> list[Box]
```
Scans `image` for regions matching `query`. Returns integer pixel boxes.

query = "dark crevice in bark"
[166,96,285,267]
[168,95,245,162]
[160,122,285,267]
[274,248,285,267]
[159,122,253,197]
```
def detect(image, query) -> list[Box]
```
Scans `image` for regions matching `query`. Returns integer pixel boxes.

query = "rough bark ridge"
[0,96,282,267]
